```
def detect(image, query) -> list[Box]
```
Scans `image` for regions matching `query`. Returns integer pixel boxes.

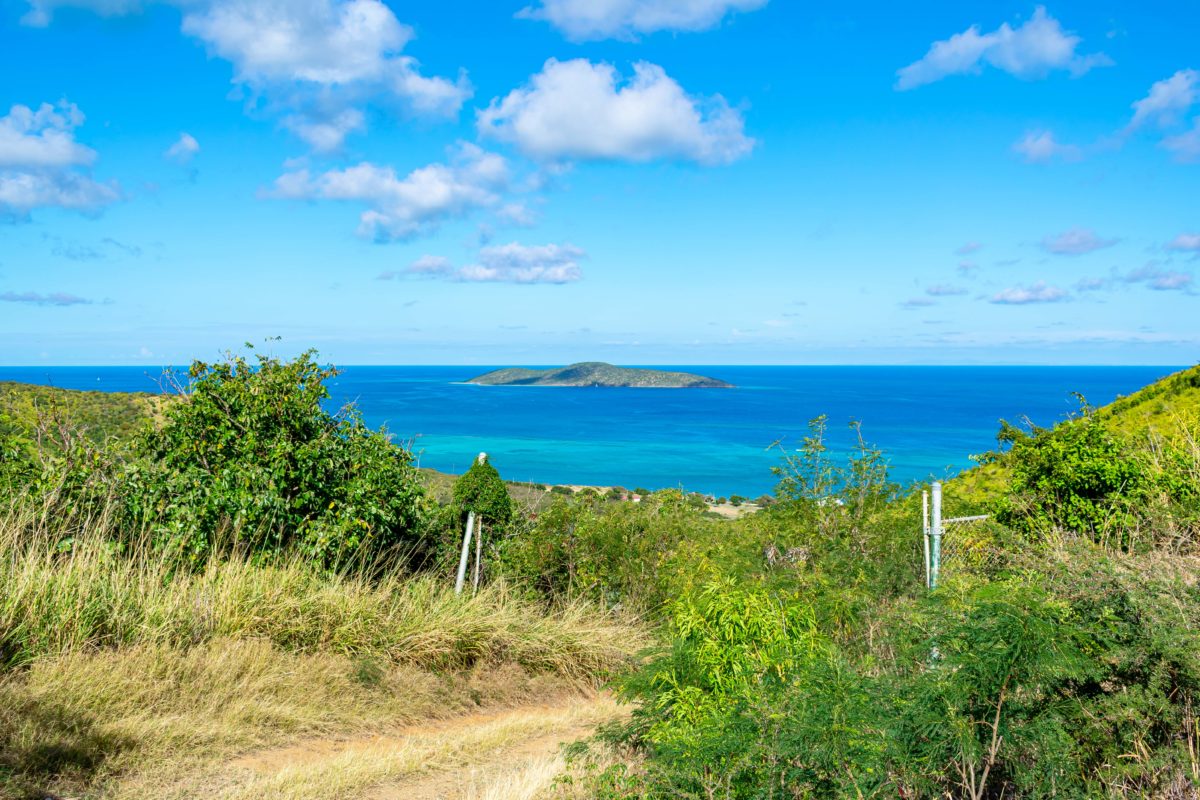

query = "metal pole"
[922,490,931,589]
[455,510,476,595]
[472,514,482,592]
[454,452,489,595]
[930,481,943,589]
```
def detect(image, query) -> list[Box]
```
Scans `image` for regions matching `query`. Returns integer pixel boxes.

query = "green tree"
[113,347,431,565]
[452,455,513,528]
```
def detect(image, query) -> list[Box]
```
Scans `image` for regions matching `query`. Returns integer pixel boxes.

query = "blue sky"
[1,0,1197,365]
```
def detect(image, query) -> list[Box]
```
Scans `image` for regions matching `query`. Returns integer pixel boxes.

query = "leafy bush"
[992,409,1193,549]
[452,455,513,527]
[34,348,431,567]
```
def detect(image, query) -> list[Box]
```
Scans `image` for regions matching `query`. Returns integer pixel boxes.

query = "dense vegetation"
[2,353,1198,799]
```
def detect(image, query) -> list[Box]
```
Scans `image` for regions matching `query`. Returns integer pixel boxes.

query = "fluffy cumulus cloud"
[164,132,200,163]
[23,0,470,152]
[990,281,1068,304]
[1013,129,1081,163]
[478,58,753,165]
[516,0,768,41]
[1129,70,1198,129]
[896,6,1110,91]
[269,143,508,241]
[403,243,585,284]
[1168,233,1200,252]
[0,101,118,219]
[1041,227,1118,255]
[0,290,94,306]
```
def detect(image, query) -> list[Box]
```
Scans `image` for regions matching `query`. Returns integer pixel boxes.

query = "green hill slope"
[0,381,164,453]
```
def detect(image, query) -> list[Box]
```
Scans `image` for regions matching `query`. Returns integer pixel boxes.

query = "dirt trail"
[178,693,620,800]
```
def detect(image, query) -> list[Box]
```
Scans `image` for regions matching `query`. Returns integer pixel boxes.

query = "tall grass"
[0,503,645,680]
[0,503,646,798]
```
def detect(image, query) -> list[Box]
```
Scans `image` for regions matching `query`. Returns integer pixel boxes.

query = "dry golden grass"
[0,506,647,799]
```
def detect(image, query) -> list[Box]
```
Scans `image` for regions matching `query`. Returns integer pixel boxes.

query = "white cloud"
[478,58,753,165]
[20,0,143,26]
[990,281,1068,304]
[1075,276,1108,291]
[1162,119,1200,163]
[955,241,982,255]
[1125,262,1193,291]
[461,242,584,283]
[24,0,470,152]
[164,132,200,163]
[405,243,585,284]
[282,110,364,153]
[1129,69,1198,129]
[268,143,508,241]
[0,101,95,168]
[1041,227,1118,255]
[407,254,454,275]
[896,7,1109,91]
[1013,129,1082,163]
[0,101,118,219]
[901,297,936,308]
[496,202,538,227]
[1167,233,1200,252]
[0,290,94,306]
[516,0,767,41]
[926,284,967,296]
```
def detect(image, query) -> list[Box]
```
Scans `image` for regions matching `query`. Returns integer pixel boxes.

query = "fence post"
[454,510,476,595]
[930,481,943,589]
[454,452,488,595]
[922,489,931,589]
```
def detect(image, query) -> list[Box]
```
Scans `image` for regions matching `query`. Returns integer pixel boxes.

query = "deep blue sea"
[0,366,1180,496]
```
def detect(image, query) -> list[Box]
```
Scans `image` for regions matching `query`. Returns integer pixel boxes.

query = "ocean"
[0,365,1179,497]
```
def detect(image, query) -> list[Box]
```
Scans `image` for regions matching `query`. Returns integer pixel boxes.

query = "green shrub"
[452,455,513,528]
[994,410,1172,548]
[35,348,431,567]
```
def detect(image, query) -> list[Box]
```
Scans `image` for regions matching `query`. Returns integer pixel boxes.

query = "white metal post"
[922,490,931,589]
[455,452,489,595]
[930,481,943,589]
[455,510,476,595]
[472,514,482,592]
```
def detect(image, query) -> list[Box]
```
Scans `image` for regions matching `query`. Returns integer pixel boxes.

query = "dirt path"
[155,694,620,800]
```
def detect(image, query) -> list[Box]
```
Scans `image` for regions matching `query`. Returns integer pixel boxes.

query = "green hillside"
[0,381,164,455]
[947,363,1200,506]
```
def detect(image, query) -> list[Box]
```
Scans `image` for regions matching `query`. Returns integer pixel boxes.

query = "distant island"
[465,362,734,389]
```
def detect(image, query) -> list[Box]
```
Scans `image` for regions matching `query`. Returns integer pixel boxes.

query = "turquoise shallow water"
[0,365,1179,496]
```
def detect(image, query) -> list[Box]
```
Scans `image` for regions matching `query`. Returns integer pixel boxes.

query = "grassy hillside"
[0,381,164,453]
[947,363,1200,506]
